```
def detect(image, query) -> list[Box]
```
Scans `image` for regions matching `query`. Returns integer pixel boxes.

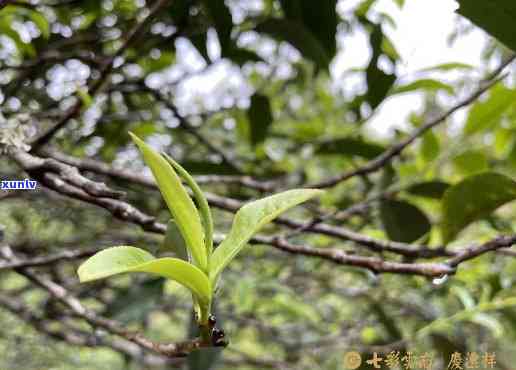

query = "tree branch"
[0,293,176,366]
[32,147,446,258]
[29,0,172,149]
[40,147,274,192]
[0,247,99,271]
[0,244,210,358]
[309,54,516,189]
[6,146,516,277]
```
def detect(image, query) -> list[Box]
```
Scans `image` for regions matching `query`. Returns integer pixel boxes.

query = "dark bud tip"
[212,328,225,338]
[211,327,226,346]
[208,314,217,326]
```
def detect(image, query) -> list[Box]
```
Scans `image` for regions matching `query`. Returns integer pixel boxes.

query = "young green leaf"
[162,153,214,258]
[161,220,189,260]
[129,133,207,271]
[210,189,323,282]
[77,246,211,304]
[78,246,154,281]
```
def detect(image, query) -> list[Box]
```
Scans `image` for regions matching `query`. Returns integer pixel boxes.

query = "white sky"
[333,0,486,76]
[158,0,490,137]
[332,0,488,136]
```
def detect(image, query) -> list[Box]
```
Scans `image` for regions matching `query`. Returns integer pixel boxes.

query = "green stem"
[198,302,212,344]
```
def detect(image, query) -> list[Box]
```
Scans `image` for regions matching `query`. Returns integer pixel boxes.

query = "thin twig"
[30,0,172,149]
[309,54,516,189]
[0,244,208,358]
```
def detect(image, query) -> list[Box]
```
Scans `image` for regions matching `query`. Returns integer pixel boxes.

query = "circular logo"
[344,351,362,369]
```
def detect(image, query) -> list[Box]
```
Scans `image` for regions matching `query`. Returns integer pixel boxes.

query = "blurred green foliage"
[1,0,516,369]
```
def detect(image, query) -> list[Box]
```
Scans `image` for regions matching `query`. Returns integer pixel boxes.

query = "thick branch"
[34,147,446,258]
[41,147,274,192]
[7,146,516,277]
[253,236,455,277]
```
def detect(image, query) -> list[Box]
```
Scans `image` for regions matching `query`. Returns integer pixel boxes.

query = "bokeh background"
[1,0,516,369]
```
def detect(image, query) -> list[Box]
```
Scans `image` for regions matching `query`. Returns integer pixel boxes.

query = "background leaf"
[419,62,473,72]
[247,93,273,147]
[316,137,385,159]
[457,0,516,52]
[255,19,331,69]
[391,79,454,95]
[452,150,489,176]
[380,199,431,243]
[278,0,338,57]
[104,278,164,323]
[463,83,516,135]
[365,24,396,109]
[442,172,516,243]
[406,181,450,199]
[420,130,440,162]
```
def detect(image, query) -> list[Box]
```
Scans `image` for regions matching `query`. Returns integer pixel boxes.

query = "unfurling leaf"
[210,189,323,282]
[78,246,211,304]
[129,133,207,271]
[163,153,214,257]
[161,220,189,260]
